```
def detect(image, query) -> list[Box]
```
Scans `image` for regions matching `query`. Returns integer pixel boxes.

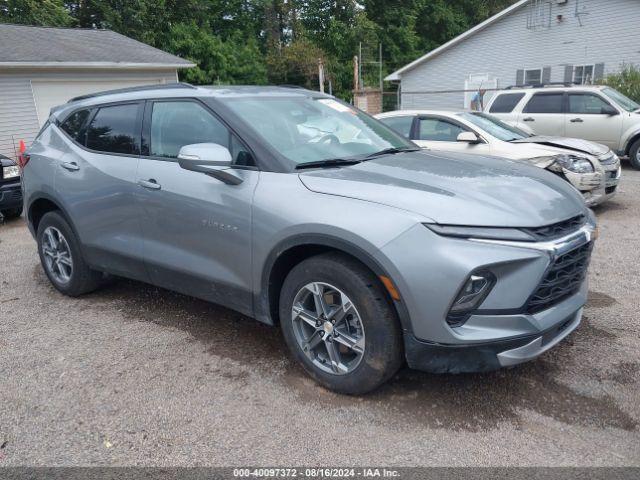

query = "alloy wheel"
[41,226,74,284]
[291,282,365,375]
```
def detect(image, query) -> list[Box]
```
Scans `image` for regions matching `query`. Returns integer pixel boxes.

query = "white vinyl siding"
[0,69,177,160]
[398,0,640,110]
[0,77,39,160]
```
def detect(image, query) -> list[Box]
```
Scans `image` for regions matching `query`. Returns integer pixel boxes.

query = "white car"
[376,110,621,206]
[483,85,640,170]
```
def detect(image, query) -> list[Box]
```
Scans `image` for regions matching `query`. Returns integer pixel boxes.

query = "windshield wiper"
[362,146,421,159]
[295,158,362,170]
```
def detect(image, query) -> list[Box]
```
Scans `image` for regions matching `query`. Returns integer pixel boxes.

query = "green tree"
[1,0,73,26]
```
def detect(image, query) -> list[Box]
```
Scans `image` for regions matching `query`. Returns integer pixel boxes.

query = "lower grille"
[526,242,593,314]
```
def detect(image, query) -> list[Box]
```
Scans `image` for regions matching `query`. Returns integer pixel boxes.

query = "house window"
[574,65,595,85]
[525,69,542,85]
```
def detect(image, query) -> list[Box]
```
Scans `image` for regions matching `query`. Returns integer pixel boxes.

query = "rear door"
[135,99,259,315]
[565,92,623,149]
[414,116,491,155]
[55,102,148,280]
[517,92,565,136]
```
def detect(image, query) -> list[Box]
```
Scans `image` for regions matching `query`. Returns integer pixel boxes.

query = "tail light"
[18,153,30,168]
[17,139,30,168]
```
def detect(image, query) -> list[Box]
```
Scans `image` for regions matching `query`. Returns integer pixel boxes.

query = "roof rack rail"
[504,82,580,90]
[68,82,197,103]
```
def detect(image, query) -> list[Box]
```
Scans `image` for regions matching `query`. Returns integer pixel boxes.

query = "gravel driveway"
[0,168,639,467]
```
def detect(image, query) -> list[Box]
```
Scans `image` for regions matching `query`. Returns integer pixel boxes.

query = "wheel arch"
[625,131,640,156]
[27,194,79,240]
[256,234,412,333]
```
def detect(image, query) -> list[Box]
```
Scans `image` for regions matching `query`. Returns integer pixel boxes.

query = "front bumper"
[0,180,22,210]
[578,162,621,207]
[404,307,582,373]
[375,221,594,373]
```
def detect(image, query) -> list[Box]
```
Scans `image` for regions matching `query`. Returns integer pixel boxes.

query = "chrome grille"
[522,215,586,241]
[526,242,593,314]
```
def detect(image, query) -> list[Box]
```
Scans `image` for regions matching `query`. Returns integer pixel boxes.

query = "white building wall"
[0,68,177,160]
[399,0,640,110]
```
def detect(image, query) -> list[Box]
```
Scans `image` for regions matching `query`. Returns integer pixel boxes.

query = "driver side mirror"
[177,143,243,185]
[457,131,482,144]
[601,105,619,116]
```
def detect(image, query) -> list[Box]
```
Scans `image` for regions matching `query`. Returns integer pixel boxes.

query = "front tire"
[630,139,640,170]
[279,253,403,395]
[37,211,103,296]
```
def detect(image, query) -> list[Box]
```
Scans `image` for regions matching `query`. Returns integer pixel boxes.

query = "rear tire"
[279,252,403,395]
[37,211,103,296]
[629,139,640,170]
[2,206,22,218]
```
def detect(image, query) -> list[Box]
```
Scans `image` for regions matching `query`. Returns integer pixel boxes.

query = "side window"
[419,118,466,142]
[523,93,564,114]
[568,94,611,114]
[60,109,91,144]
[86,104,141,155]
[489,93,525,113]
[150,101,229,158]
[380,116,414,138]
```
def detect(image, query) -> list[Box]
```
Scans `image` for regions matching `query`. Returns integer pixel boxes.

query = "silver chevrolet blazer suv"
[21,84,597,394]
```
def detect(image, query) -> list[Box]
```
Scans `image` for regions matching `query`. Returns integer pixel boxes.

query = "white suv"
[484,85,640,169]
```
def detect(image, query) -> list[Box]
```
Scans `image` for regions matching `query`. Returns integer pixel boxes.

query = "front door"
[517,92,565,137]
[565,92,623,149]
[136,99,259,315]
[414,116,492,155]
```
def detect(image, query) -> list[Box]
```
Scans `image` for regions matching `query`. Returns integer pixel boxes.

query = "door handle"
[137,179,161,190]
[523,117,535,122]
[61,161,79,171]
[570,118,584,123]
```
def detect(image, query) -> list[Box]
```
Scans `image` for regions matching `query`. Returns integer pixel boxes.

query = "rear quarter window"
[489,93,525,113]
[60,109,91,144]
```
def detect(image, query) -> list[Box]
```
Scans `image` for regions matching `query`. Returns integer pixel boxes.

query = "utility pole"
[353,55,359,93]
[358,42,363,91]
[379,43,383,95]
[318,58,325,93]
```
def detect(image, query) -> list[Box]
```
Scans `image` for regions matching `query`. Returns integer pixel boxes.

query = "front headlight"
[2,165,20,179]
[553,154,594,174]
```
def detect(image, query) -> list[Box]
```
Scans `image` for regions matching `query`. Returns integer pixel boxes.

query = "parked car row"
[22,84,598,394]
[485,84,640,170]
[0,153,23,222]
[376,109,621,207]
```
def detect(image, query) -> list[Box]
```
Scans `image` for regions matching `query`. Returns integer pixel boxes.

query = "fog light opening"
[447,271,496,327]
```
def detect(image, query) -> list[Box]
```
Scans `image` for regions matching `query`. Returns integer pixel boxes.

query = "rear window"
[523,93,564,114]
[379,116,414,138]
[488,93,525,113]
[60,109,91,144]
[86,104,141,155]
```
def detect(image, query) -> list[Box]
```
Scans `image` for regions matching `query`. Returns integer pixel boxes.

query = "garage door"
[31,79,161,126]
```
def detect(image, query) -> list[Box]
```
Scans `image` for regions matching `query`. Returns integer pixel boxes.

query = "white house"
[0,23,194,160]
[386,0,640,111]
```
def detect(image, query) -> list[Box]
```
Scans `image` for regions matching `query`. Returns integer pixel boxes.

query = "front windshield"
[457,112,530,142]
[602,87,639,112]
[222,96,416,165]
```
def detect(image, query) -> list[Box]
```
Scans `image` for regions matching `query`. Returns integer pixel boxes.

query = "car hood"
[298,151,586,227]
[512,136,609,157]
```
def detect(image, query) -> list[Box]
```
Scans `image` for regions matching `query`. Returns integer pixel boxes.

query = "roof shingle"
[0,23,194,67]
